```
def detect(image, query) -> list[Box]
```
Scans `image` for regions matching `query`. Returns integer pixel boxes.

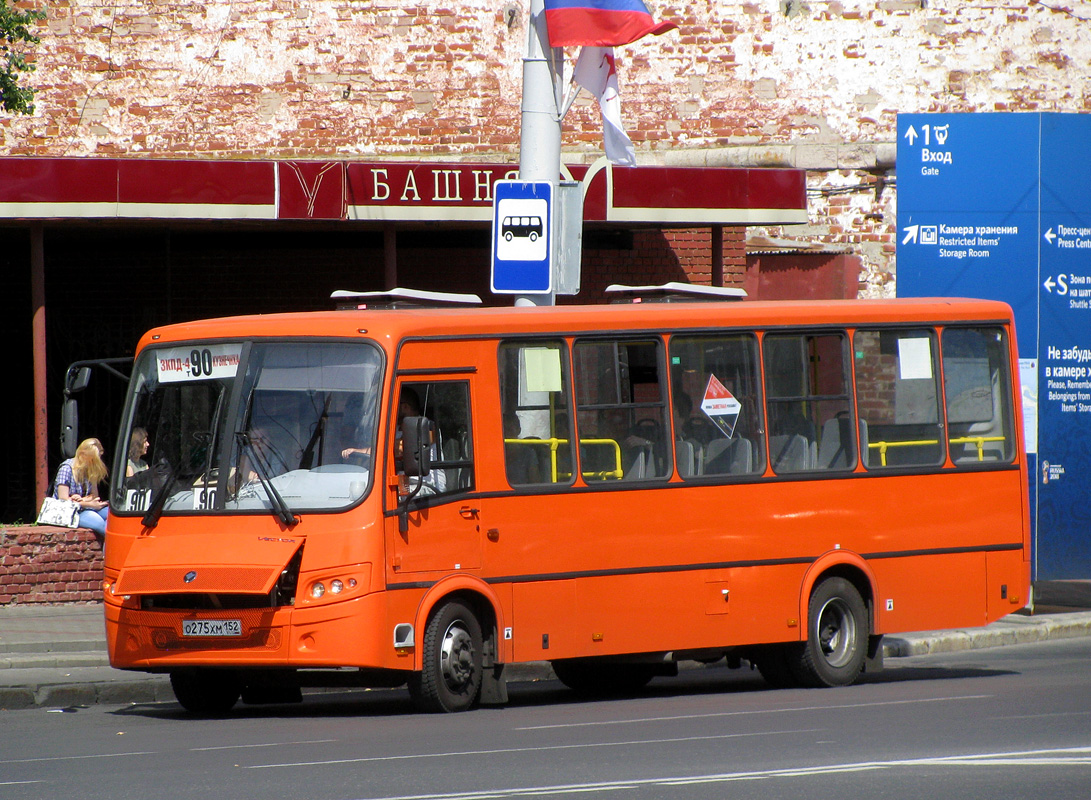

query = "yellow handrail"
[503,437,623,481]
[867,435,1006,465]
[948,435,1006,461]
[867,439,939,467]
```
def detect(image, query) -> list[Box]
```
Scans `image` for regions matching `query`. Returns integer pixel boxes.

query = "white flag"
[573,46,636,167]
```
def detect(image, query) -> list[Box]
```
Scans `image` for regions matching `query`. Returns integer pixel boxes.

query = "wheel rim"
[815,596,857,668]
[438,619,476,693]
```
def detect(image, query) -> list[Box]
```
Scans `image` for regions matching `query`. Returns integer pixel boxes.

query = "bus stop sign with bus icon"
[491,180,553,294]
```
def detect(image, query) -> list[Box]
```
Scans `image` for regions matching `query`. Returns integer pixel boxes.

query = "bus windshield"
[112,340,382,518]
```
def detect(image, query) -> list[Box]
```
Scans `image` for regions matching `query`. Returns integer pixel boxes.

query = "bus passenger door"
[388,378,481,575]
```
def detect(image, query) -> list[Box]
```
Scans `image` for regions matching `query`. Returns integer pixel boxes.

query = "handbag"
[36,496,81,529]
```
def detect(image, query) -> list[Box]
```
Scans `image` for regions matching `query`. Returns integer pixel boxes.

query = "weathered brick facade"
[3,1,1087,292]
[0,526,103,605]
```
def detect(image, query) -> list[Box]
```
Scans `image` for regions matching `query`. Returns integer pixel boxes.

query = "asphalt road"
[2,638,1090,800]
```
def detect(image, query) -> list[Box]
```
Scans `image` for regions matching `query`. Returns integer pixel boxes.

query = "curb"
[0,652,109,670]
[881,613,1091,657]
[0,678,174,711]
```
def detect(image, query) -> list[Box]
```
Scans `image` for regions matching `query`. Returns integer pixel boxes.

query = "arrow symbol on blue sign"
[901,225,919,245]
[1044,227,1057,245]
[904,126,918,146]
[1044,276,1057,293]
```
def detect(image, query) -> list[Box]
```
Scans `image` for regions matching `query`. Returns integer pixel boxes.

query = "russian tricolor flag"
[543,0,676,47]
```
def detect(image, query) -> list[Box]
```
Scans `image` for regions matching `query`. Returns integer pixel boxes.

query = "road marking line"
[246,729,824,770]
[323,746,1091,800]
[0,751,155,765]
[192,739,338,752]
[516,694,994,730]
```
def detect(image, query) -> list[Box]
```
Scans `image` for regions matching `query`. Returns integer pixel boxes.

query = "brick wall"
[0,527,104,606]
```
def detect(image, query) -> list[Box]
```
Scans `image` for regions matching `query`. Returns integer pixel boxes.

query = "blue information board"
[897,112,1091,580]
[1037,115,1091,576]
[491,180,553,294]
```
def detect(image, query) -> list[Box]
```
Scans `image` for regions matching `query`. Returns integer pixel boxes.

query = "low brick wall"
[0,526,104,605]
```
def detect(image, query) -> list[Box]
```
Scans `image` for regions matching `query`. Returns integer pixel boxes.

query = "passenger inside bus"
[503,413,543,485]
[395,386,447,496]
[339,393,375,467]
[241,424,291,482]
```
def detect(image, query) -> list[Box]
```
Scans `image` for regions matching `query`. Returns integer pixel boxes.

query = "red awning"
[0,157,806,226]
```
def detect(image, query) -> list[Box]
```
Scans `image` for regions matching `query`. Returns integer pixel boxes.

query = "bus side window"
[498,341,574,487]
[942,327,1015,465]
[763,331,854,473]
[668,333,764,478]
[573,338,671,482]
[853,329,944,469]
[398,381,474,496]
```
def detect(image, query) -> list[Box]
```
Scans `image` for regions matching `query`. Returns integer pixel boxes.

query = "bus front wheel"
[408,600,483,713]
[169,669,241,715]
[794,577,868,688]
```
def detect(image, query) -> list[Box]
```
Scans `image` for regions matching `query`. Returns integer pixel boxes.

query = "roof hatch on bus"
[331,287,483,310]
[605,282,747,303]
[113,533,302,596]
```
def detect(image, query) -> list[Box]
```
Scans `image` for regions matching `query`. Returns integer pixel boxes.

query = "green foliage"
[1,1,45,115]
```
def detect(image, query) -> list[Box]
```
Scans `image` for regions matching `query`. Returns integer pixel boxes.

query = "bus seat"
[676,440,696,477]
[858,419,869,467]
[623,450,648,480]
[704,437,753,475]
[442,431,472,489]
[817,415,855,470]
[442,437,461,489]
[770,433,810,472]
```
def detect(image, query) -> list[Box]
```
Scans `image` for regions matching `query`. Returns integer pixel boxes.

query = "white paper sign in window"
[898,338,933,380]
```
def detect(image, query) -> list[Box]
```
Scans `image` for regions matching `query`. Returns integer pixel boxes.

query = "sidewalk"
[2,582,1090,710]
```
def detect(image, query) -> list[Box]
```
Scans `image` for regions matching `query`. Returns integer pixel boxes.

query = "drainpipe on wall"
[31,223,48,509]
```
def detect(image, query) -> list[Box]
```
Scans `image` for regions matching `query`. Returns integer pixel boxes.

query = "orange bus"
[101,287,1030,713]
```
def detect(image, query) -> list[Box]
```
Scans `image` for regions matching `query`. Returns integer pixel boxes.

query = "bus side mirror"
[60,366,92,459]
[60,397,79,459]
[60,364,93,458]
[401,416,434,478]
[66,365,92,394]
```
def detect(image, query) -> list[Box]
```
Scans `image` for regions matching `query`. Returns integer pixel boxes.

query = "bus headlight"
[302,566,369,605]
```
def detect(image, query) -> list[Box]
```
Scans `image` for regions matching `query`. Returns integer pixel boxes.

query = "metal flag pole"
[516,0,563,307]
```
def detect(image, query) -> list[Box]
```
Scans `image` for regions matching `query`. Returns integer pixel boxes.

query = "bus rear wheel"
[793,577,868,688]
[408,600,483,713]
[169,669,241,715]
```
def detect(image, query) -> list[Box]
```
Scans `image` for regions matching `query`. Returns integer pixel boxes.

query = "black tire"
[793,577,868,688]
[551,659,656,696]
[407,600,483,713]
[170,669,241,715]
[753,645,803,689]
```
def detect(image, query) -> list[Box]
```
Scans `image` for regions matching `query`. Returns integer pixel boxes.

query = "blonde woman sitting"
[53,437,109,539]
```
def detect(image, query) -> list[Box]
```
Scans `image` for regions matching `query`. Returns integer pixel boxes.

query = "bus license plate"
[182,619,242,637]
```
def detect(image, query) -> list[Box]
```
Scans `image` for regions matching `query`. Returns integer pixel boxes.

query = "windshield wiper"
[299,394,332,469]
[141,459,180,529]
[142,430,216,529]
[236,431,298,528]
